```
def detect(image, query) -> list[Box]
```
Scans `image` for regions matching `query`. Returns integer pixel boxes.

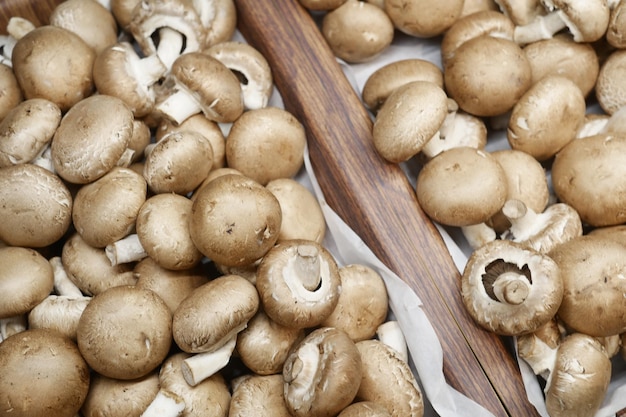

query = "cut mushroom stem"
[156,27,184,69]
[513,10,567,44]
[50,256,83,298]
[140,390,186,417]
[105,233,148,266]
[181,335,236,386]
[492,271,531,305]
[0,315,27,341]
[376,321,408,363]
[461,223,497,250]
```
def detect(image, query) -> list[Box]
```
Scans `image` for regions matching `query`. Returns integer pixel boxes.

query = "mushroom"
[181,335,237,386]
[256,239,341,329]
[0,98,61,168]
[172,274,259,353]
[235,309,305,375]
[513,0,610,45]
[607,0,626,48]
[516,317,562,380]
[506,74,586,161]
[228,374,292,417]
[549,234,626,337]
[283,327,362,417]
[49,0,119,54]
[51,94,135,184]
[0,163,72,248]
[0,246,54,320]
[143,129,214,195]
[444,35,532,117]
[384,0,464,38]
[544,333,612,417]
[355,339,424,417]
[596,49,626,115]
[320,263,389,341]
[81,370,160,417]
[156,52,244,125]
[587,224,626,247]
[265,177,326,243]
[111,0,142,30]
[76,285,172,380]
[375,320,409,363]
[0,328,90,417]
[93,41,168,118]
[11,25,96,112]
[204,41,274,110]
[372,81,450,163]
[134,257,209,314]
[321,0,395,63]
[202,0,238,47]
[461,239,563,336]
[128,119,152,163]
[189,173,282,267]
[552,133,626,227]
[0,63,23,121]
[338,401,393,417]
[361,58,444,114]
[225,106,307,185]
[72,166,147,248]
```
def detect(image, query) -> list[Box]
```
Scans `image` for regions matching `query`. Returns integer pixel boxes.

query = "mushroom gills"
[481,259,532,304]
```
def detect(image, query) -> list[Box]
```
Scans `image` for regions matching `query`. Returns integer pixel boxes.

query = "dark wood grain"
[0,0,63,33]
[235,1,541,416]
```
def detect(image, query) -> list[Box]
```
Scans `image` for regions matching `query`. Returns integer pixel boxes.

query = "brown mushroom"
[0,63,23,121]
[338,401,393,417]
[229,374,292,417]
[384,0,464,38]
[596,49,626,115]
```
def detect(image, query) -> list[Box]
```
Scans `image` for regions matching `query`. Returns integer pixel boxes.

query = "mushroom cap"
[384,0,464,37]
[552,133,626,227]
[111,0,142,29]
[0,63,23,122]
[136,193,203,270]
[321,0,395,63]
[461,239,563,336]
[416,146,508,227]
[283,327,362,417]
[0,329,90,417]
[596,49,626,115]
[225,106,306,185]
[235,309,305,375]
[190,174,282,267]
[321,264,389,341]
[362,58,444,114]
[607,0,626,48]
[61,232,137,296]
[337,401,393,417]
[355,339,424,417]
[372,80,449,163]
[172,274,259,353]
[81,370,160,417]
[549,234,626,337]
[77,285,172,380]
[144,129,214,195]
[11,25,95,112]
[588,224,626,248]
[204,0,238,47]
[0,98,61,167]
[507,75,586,161]
[0,163,72,247]
[444,35,532,117]
[550,0,610,43]
[266,177,326,244]
[256,239,341,329]
[0,246,54,319]
[51,94,134,184]
[72,167,147,248]
[545,333,612,417]
[229,374,292,417]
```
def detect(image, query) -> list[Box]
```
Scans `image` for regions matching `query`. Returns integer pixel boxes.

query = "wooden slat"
[0,0,63,34]
[235,1,540,416]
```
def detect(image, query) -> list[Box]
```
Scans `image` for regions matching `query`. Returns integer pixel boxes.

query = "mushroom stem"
[0,315,27,341]
[50,256,83,298]
[30,145,55,173]
[513,10,567,45]
[157,88,203,126]
[181,335,236,386]
[461,222,497,250]
[294,245,323,291]
[105,233,148,265]
[28,294,91,341]
[502,199,543,241]
[492,271,531,304]
[140,390,186,417]
[376,320,408,363]
[156,27,184,70]
[6,16,35,40]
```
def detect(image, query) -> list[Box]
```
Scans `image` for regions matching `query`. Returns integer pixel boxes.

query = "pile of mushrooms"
[0,1,426,416]
[296,0,626,415]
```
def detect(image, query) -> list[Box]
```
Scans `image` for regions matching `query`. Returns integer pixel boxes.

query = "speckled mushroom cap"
[596,49,626,115]
[0,63,23,121]
[384,0,464,37]
[0,163,72,247]
[51,94,134,184]
[76,285,172,380]
[355,339,424,417]
[283,327,362,417]
[461,239,563,336]
[0,247,53,319]
[337,401,393,417]
[172,274,259,353]
[229,374,292,417]
[0,328,90,417]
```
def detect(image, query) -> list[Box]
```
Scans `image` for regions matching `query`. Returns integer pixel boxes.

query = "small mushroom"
[76,285,172,380]
[228,374,292,417]
[225,106,306,185]
[461,239,563,336]
[320,263,389,341]
[0,163,72,248]
[0,329,90,417]
[355,339,424,417]
[190,174,282,267]
[516,317,562,380]
[384,0,464,38]
[283,327,362,417]
[256,239,341,329]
